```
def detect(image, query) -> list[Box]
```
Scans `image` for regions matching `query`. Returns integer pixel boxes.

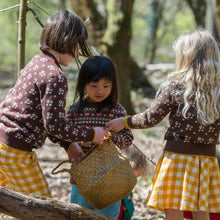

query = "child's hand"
[105,117,125,132]
[93,127,109,145]
[67,142,84,162]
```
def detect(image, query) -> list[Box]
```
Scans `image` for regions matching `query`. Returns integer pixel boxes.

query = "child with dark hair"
[0,10,108,198]
[65,56,133,218]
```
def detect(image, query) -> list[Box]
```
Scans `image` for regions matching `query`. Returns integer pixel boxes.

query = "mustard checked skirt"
[146,151,220,213]
[0,142,51,197]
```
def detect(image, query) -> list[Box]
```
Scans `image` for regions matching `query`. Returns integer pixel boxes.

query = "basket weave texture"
[52,139,137,209]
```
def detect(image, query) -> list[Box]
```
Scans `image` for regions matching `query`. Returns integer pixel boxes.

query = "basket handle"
[51,160,76,175]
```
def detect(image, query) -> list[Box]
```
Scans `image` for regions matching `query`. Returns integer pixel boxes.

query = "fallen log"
[0,186,114,220]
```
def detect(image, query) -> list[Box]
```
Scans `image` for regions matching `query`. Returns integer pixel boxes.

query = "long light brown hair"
[157,29,220,125]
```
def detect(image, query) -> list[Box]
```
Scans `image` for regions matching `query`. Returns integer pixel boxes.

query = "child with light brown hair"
[0,9,108,198]
[107,29,220,220]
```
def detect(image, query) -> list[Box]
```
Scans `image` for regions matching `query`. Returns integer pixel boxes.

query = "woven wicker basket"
[52,138,137,209]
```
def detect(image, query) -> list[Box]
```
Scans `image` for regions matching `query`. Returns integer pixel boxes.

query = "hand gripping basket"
[51,138,137,209]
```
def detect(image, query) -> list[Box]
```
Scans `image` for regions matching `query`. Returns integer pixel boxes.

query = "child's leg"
[192,211,210,220]
[70,185,93,209]
[94,200,121,218]
[165,208,183,220]
[70,185,121,218]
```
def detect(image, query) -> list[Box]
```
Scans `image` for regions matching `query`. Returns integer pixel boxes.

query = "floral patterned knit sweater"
[127,81,220,154]
[0,51,94,152]
[66,101,134,153]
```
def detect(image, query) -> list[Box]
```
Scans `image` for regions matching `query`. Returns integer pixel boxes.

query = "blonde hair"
[158,29,220,125]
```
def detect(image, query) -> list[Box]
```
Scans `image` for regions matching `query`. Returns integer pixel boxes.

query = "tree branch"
[27,7,44,27]
[0,186,114,220]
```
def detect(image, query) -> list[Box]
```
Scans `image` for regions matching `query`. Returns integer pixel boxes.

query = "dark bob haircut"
[39,9,91,57]
[75,56,118,110]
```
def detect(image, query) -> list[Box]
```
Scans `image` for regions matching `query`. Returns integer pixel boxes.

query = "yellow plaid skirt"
[0,142,51,197]
[146,151,220,213]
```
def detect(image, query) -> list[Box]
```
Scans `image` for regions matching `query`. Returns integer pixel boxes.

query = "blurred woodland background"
[1,1,220,219]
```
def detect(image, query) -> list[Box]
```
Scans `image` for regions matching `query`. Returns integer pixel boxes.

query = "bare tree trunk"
[17,0,28,77]
[69,0,106,51]
[130,58,155,97]
[215,0,220,38]
[60,0,66,9]
[185,0,220,41]
[147,0,165,64]
[185,0,206,27]
[102,0,135,114]
[70,0,154,110]
[205,0,220,41]
[0,186,113,220]
[206,0,215,32]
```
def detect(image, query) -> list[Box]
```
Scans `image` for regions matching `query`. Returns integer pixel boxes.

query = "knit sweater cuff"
[124,116,131,129]
[127,116,133,129]
[91,128,96,142]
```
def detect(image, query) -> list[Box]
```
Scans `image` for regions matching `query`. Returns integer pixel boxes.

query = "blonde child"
[0,10,108,198]
[106,29,220,220]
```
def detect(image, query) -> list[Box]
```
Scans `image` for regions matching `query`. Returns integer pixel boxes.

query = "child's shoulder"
[115,102,125,108]
[111,103,127,114]
[112,103,126,110]
[68,102,80,112]
[169,80,185,90]
[33,51,61,73]
[21,52,64,86]
[166,80,185,100]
